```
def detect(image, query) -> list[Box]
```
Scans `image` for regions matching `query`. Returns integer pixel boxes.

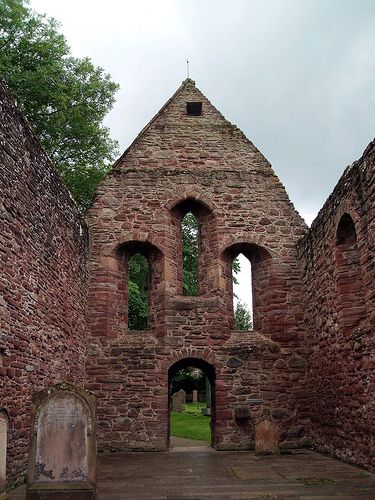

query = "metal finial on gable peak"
[182,60,195,85]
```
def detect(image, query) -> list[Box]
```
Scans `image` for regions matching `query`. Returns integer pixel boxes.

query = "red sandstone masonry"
[86,79,310,452]
[298,139,375,471]
[2,73,373,490]
[0,81,89,487]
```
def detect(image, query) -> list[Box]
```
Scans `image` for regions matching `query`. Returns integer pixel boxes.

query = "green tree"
[182,212,199,296]
[170,368,205,395]
[0,0,119,209]
[181,213,240,296]
[128,254,149,330]
[234,301,253,330]
[232,256,240,285]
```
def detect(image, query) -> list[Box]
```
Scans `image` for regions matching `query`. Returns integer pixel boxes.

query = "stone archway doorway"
[168,357,215,449]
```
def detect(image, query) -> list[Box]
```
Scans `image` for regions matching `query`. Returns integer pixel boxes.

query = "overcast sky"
[30,0,375,225]
[30,0,375,310]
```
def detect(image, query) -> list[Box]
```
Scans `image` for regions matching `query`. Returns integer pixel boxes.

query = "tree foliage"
[232,256,240,285]
[170,367,205,395]
[234,301,253,330]
[182,212,199,296]
[128,254,149,331]
[0,0,119,209]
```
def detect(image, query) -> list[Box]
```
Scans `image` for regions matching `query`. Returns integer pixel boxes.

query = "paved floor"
[170,436,213,452]
[6,449,375,499]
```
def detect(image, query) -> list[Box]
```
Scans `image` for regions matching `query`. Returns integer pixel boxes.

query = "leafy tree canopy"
[170,367,205,395]
[0,0,119,209]
[182,212,199,296]
[128,254,149,331]
[181,212,240,296]
[234,301,253,331]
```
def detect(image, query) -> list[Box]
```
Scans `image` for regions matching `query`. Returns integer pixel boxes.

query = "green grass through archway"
[170,402,211,442]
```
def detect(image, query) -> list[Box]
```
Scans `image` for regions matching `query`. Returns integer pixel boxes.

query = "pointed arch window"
[223,243,272,332]
[232,253,253,331]
[171,198,214,297]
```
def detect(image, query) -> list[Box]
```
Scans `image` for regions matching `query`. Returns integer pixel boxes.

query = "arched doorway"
[168,357,215,448]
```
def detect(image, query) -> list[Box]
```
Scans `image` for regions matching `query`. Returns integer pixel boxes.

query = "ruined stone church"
[1,77,374,493]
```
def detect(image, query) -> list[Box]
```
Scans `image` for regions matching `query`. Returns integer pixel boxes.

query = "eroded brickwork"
[0,81,89,486]
[85,79,310,452]
[298,140,375,471]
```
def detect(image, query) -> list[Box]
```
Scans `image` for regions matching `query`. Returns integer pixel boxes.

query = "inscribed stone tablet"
[35,393,88,482]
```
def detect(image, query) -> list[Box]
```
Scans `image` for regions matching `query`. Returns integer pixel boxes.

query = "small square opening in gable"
[186,102,202,116]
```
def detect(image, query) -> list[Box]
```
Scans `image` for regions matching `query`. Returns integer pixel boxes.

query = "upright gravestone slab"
[0,411,8,496]
[26,382,97,500]
[255,418,279,455]
[202,377,211,416]
[179,389,186,405]
[192,390,198,403]
[171,389,186,413]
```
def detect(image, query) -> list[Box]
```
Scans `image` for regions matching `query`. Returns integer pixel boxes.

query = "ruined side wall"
[298,139,375,471]
[0,81,89,487]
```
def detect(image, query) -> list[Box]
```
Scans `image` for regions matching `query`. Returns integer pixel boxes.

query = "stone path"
[170,436,213,452]
[5,449,375,499]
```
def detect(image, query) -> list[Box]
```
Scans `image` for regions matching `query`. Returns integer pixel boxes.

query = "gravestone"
[0,411,8,496]
[171,389,186,413]
[202,377,212,416]
[192,390,198,403]
[255,418,279,455]
[26,382,97,499]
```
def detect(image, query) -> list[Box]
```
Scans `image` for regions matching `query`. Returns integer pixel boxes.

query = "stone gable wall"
[0,81,89,486]
[298,139,375,471]
[86,80,310,451]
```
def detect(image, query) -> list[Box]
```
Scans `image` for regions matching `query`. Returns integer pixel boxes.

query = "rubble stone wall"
[298,139,375,471]
[85,79,310,452]
[0,81,89,486]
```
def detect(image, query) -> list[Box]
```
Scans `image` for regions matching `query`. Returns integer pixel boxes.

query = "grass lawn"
[170,402,211,442]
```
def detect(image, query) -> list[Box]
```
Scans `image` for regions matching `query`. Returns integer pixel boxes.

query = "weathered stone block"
[255,418,279,455]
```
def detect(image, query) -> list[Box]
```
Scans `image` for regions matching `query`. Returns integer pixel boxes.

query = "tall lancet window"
[335,213,364,336]
[232,253,253,331]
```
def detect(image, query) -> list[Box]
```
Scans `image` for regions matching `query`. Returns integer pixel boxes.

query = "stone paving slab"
[5,449,375,499]
[232,466,287,481]
[170,436,214,453]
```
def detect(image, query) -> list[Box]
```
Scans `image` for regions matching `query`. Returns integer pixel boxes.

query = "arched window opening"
[232,253,253,330]
[171,197,215,296]
[335,213,364,336]
[182,212,199,296]
[336,213,357,245]
[223,243,272,332]
[168,358,215,449]
[128,253,149,330]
